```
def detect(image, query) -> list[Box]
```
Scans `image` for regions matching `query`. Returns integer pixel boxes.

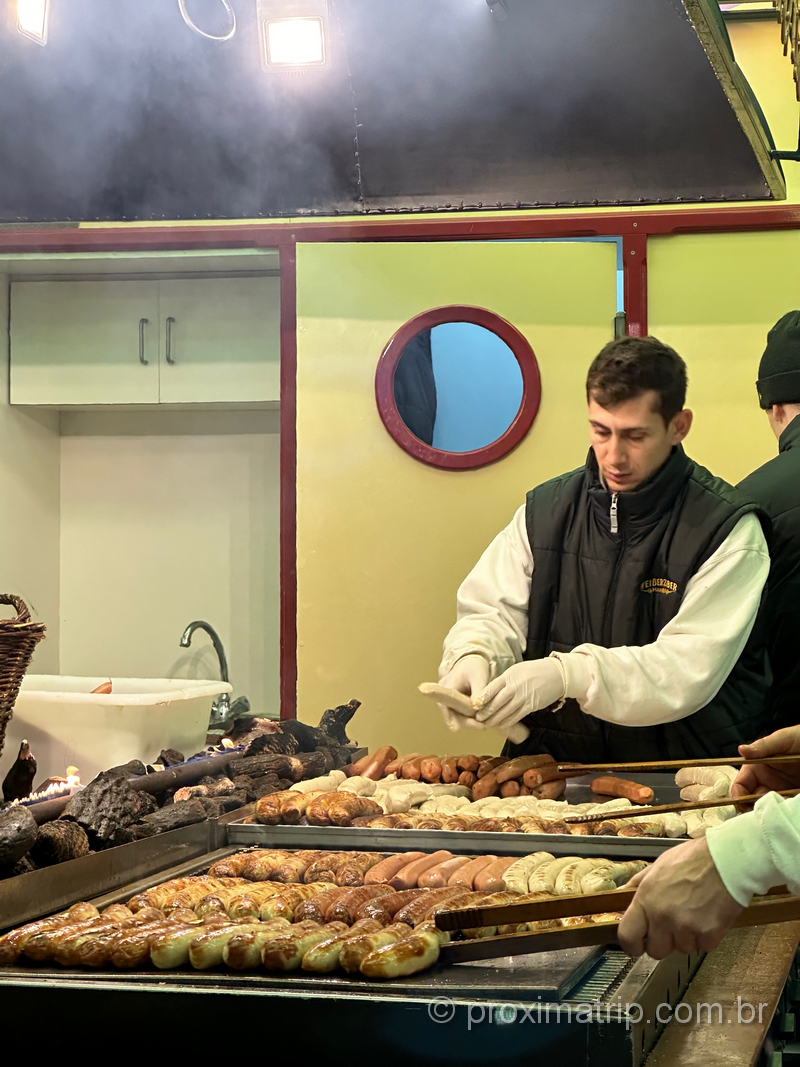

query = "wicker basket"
[0,594,46,760]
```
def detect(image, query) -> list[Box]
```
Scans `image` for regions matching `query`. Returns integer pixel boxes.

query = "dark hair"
[586,336,687,423]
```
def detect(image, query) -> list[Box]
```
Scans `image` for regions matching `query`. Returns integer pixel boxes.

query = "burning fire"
[11,766,82,807]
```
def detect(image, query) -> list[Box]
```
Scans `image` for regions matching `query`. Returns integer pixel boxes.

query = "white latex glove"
[437,654,491,730]
[473,656,566,733]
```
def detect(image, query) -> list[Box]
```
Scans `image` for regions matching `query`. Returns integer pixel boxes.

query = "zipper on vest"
[610,492,619,534]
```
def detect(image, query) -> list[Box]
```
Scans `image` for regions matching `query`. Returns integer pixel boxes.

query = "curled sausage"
[591,776,654,805]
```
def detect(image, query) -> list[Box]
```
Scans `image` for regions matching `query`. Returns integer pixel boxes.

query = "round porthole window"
[375,305,541,470]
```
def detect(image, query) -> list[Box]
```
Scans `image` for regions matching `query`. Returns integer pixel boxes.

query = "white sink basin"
[2,675,232,783]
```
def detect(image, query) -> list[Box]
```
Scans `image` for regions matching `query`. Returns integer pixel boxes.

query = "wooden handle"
[437,894,800,963]
[562,787,800,824]
[557,755,800,775]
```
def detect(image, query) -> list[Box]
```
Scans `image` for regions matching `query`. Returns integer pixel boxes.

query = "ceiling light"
[486,0,509,19]
[17,0,49,45]
[258,0,329,72]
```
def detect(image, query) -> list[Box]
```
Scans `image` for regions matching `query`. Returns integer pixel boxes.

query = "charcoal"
[242,730,299,757]
[62,771,158,844]
[2,854,37,879]
[173,785,210,802]
[158,748,185,767]
[0,805,38,866]
[280,718,323,751]
[226,716,283,744]
[138,799,207,832]
[129,822,159,840]
[291,750,328,781]
[105,760,147,778]
[227,753,295,779]
[318,699,360,745]
[29,820,90,866]
[198,792,248,818]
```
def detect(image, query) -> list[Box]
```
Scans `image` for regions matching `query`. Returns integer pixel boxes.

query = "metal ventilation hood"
[0,0,785,221]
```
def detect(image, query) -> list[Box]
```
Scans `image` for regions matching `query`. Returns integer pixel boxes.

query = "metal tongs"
[434,889,800,963]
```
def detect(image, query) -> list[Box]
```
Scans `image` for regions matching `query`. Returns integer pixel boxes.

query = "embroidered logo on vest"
[640,577,678,595]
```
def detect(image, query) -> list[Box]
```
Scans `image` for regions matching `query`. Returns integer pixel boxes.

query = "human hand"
[732,726,800,799]
[436,654,491,731]
[617,837,744,959]
[471,657,565,734]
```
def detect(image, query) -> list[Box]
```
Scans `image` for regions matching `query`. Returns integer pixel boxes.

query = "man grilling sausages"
[434,335,773,762]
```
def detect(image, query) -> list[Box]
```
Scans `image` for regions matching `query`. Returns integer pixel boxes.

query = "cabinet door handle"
[138,318,149,365]
[165,316,177,364]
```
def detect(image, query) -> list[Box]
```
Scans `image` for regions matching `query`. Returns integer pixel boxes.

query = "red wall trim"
[623,234,648,337]
[278,240,298,721]
[375,305,542,470]
[0,203,799,254]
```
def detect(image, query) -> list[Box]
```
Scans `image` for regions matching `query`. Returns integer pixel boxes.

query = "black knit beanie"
[756,311,800,409]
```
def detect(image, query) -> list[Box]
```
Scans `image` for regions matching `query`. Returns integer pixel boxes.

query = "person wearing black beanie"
[739,310,800,728]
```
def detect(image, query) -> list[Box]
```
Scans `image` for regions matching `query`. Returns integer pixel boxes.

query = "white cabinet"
[10,275,280,406]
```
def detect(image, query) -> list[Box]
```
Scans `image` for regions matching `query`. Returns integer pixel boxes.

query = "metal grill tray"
[225,772,688,860]
[0,847,615,1003]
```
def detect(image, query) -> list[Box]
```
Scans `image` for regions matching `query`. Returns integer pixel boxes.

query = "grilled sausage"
[301,919,383,973]
[222,919,293,970]
[259,882,338,920]
[418,856,473,889]
[208,849,287,878]
[456,754,480,774]
[441,756,461,784]
[471,771,501,800]
[364,852,426,884]
[357,888,426,923]
[477,757,506,779]
[228,883,290,920]
[590,776,655,805]
[189,922,264,969]
[473,857,517,893]
[361,746,399,781]
[496,755,556,784]
[339,922,413,974]
[500,780,521,798]
[393,886,468,925]
[384,753,422,776]
[293,885,351,923]
[262,921,348,971]
[447,855,497,889]
[390,851,454,891]
[149,916,229,969]
[420,757,443,783]
[360,925,446,979]
[326,885,396,924]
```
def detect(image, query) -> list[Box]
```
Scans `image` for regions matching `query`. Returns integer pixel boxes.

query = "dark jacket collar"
[778,413,800,454]
[586,445,693,530]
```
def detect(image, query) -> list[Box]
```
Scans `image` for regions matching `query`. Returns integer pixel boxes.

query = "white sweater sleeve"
[439,504,532,681]
[706,792,800,907]
[552,513,769,726]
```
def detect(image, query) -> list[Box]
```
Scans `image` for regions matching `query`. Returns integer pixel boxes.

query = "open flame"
[11,765,82,807]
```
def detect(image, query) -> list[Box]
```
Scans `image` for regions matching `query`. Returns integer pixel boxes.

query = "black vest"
[506,446,772,763]
[738,415,800,730]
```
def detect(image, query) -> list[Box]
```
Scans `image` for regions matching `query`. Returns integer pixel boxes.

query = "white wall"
[58,409,280,716]
[0,273,60,677]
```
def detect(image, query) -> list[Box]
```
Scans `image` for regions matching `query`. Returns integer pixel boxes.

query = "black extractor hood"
[0,0,786,221]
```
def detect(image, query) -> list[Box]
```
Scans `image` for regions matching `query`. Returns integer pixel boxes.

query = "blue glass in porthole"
[394,322,523,451]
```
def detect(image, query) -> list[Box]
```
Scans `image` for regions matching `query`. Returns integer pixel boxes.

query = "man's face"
[588,390,692,492]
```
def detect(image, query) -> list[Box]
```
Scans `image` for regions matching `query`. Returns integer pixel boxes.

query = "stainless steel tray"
[0,819,220,933]
[0,846,616,1003]
[224,822,680,859]
[224,771,688,859]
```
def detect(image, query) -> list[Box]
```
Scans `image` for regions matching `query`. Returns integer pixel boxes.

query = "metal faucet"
[179,620,231,726]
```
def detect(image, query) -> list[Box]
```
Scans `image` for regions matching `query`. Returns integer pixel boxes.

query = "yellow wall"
[649,229,800,483]
[295,240,616,755]
[730,19,800,205]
